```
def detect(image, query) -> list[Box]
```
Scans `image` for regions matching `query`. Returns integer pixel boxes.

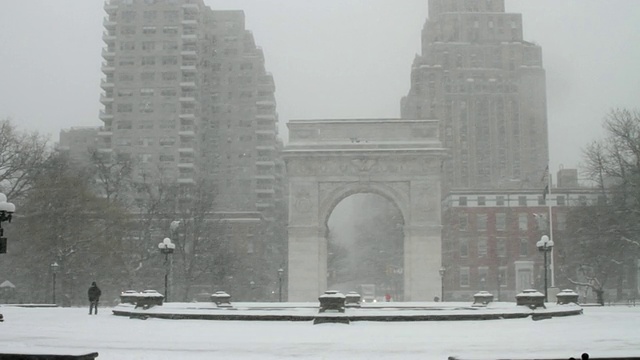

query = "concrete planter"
[211,291,232,307]
[318,290,346,313]
[556,289,579,305]
[135,290,164,309]
[473,291,494,306]
[516,289,545,309]
[345,292,361,307]
[119,290,140,305]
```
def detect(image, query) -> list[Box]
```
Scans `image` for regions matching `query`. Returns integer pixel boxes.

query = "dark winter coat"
[88,284,102,302]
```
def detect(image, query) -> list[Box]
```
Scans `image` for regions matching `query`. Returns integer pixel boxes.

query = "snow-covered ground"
[0,305,638,359]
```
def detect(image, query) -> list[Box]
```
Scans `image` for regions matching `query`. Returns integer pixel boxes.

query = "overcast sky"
[0,0,638,174]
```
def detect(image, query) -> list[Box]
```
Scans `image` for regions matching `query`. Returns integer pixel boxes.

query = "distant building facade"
[58,127,100,163]
[53,0,288,299]
[97,0,283,217]
[441,169,603,301]
[402,0,548,191]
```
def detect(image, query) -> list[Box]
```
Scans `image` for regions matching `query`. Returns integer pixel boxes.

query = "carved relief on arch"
[318,181,411,225]
[289,182,318,226]
[286,159,316,176]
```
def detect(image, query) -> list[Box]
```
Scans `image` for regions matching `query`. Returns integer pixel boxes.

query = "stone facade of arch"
[283,119,446,301]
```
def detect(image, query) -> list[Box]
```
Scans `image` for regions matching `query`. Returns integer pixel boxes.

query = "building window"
[518,213,528,231]
[247,241,254,254]
[459,196,467,206]
[140,88,154,97]
[162,56,178,66]
[143,10,157,21]
[496,213,506,231]
[499,266,507,287]
[476,214,488,231]
[164,10,179,22]
[143,26,157,35]
[118,73,134,82]
[119,41,135,51]
[478,267,489,288]
[518,196,527,206]
[137,153,153,163]
[121,11,136,22]
[460,267,470,287]
[579,196,588,206]
[139,102,153,113]
[121,26,136,35]
[519,238,529,257]
[557,195,566,206]
[534,213,548,230]
[116,120,132,129]
[117,104,133,113]
[478,196,486,206]
[538,195,546,206]
[477,237,488,257]
[118,58,135,66]
[142,41,156,51]
[163,41,179,51]
[497,238,506,257]
[496,196,505,206]
[162,72,177,81]
[163,26,179,35]
[141,56,156,66]
[557,212,567,231]
[159,119,176,129]
[160,88,177,97]
[458,213,468,231]
[115,138,132,146]
[459,238,469,258]
[140,72,155,81]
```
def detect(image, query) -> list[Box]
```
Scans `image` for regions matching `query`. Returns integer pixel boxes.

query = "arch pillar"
[403,224,442,301]
[287,225,327,301]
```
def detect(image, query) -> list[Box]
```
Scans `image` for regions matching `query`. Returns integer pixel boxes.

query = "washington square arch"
[283,118,447,301]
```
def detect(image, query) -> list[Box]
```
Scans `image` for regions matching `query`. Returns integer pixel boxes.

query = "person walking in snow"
[88,281,101,315]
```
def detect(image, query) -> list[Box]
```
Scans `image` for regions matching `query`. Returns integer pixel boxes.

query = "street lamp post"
[277,268,284,302]
[0,193,16,255]
[0,193,15,321]
[158,237,175,302]
[536,235,554,302]
[50,262,59,305]
[439,267,446,302]
[249,280,256,301]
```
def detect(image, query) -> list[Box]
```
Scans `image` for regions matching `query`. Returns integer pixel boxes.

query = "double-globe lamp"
[0,192,16,254]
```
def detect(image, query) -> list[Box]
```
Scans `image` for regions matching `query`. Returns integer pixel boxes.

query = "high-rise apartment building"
[402,0,548,191]
[98,0,282,215]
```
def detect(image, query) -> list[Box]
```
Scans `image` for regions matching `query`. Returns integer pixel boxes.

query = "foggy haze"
[0,1,639,173]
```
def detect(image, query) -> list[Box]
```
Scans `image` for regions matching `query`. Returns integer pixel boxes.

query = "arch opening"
[326,193,405,302]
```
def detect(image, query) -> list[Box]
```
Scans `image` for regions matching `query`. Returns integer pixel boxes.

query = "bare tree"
[7,151,128,302]
[563,109,640,303]
[0,118,50,201]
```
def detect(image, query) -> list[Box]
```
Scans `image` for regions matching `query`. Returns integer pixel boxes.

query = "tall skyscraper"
[402,0,548,191]
[98,0,282,215]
